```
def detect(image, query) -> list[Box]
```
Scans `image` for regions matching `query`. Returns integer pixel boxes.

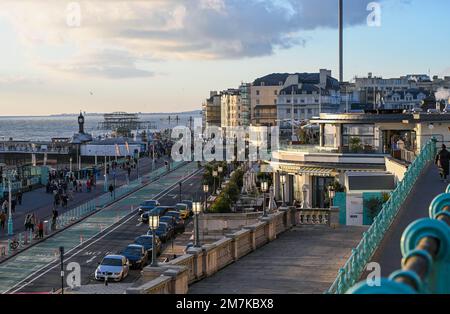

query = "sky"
[0,0,449,116]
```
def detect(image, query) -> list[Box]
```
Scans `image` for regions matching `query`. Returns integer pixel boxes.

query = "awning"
[278,165,335,177]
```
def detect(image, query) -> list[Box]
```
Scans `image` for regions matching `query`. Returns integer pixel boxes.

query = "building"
[220,89,242,128]
[276,70,340,140]
[383,88,430,110]
[268,110,450,226]
[251,74,286,127]
[203,91,222,128]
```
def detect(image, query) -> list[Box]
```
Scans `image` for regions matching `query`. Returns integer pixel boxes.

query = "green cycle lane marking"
[0,162,200,294]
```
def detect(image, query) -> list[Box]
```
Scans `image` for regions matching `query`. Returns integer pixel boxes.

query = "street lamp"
[280,174,286,207]
[217,166,223,190]
[3,170,16,236]
[328,183,336,208]
[212,170,218,195]
[261,181,268,217]
[148,214,160,267]
[203,184,209,212]
[193,202,202,247]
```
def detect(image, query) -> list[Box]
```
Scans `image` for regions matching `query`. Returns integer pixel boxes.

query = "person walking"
[51,208,58,231]
[24,214,31,231]
[1,199,8,214]
[108,184,114,197]
[435,144,450,183]
[17,190,23,205]
[38,220,44,239]
[0,211,6,232]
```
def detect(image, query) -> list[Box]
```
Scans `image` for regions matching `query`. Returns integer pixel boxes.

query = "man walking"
[0,211,6,232]
[435,144,450,183]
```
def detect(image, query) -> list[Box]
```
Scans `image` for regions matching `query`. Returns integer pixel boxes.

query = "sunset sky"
[0,0,449,116]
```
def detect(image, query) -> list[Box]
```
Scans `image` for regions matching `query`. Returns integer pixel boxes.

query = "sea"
[0,112,202,142]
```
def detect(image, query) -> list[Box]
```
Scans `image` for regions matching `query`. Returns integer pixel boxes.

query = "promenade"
[0,161,200,293]
[189,224,367,294]
[0,156,166,239]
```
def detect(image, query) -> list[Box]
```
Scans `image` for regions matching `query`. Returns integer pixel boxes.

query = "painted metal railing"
[327,138,437,294]
[348,186,450,294]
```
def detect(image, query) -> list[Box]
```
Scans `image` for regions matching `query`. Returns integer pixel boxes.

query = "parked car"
[180,200,194,216]
[134,235,162,255]
[160,215,185,234]
[174,203,190,219]
[140,206,170,223]
[94,255,129,282]
[162,212,185,233]
[121,244,148,269]
[138,200,160,215]
[148,222,173,243]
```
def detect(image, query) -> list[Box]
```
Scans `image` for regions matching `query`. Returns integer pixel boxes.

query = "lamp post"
[193,202,202,247]
[217,166,223,190]
[148,214,159,267]
[280,174,286,207]
[212,170,218,195]
[261,181,268,217]
[328,183,336,208]
[3,170,16,236]
[203,184,209,212]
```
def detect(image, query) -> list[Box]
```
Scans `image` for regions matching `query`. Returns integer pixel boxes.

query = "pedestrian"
[11,198,16,213]
[1,199,8,214]
[108,184,114,197]
[30,214,36,232]
[24,214,31,231]
[0,211,6,231]
[435,144,450,183]
[86,179,91,193]
[38,220,44,239]
[51,208,58,231]
[78,181,82,192]
[17,190,23,205]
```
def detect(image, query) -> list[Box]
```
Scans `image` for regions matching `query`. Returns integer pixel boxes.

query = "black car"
[160,215,185,234]
[140,206,171,223]
[134,235,162,255]
[148,222,173,243]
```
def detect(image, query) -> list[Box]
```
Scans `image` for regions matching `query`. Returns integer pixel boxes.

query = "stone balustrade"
[127,205,340,294]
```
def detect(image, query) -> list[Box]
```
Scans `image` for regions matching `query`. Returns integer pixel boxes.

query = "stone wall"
[126,206,339,294]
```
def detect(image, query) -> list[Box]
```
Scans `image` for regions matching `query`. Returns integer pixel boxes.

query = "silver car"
[95,255,130,282]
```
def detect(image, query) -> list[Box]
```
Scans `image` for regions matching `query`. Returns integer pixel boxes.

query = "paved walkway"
[0,157,166,238]
[0,162,198,294]
[364,162,447,277]
[188,224,367,294]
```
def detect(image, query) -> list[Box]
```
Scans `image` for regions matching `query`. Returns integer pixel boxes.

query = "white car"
[95,255,129,282]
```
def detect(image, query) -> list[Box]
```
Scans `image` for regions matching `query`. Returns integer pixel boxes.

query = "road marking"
[5,166,202,294]
[85,256,97,264]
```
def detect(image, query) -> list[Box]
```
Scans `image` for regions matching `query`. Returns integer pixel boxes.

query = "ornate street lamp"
[3,170,17,236]
[328,183,336,208]
[217,166,223,190]
[148,214,160,267]
[203,184,209,212]
[280,174,287,207]
[193,202,203,247]
[212,170,218,195]
[261,181,268,217]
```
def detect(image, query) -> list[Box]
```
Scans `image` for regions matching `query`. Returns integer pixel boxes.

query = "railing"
[327,138,437,294]
[348,187,450,294]
[297,209,330,225]
[0,146,69,154]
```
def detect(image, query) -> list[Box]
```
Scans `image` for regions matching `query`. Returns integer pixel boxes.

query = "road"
[0,156,168,239]
[2,162,204,293]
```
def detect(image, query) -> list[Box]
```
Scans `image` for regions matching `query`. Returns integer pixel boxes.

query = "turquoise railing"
[348,186,450,294]
[327,138,437,294]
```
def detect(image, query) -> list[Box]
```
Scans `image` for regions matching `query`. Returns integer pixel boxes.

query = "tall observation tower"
[339,0,344,83]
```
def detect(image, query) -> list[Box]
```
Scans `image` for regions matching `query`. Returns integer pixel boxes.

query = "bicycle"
[9,238,19,251]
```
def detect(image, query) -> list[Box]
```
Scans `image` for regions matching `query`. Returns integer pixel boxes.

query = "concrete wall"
[126,207,338,294]
[200,212,263,235]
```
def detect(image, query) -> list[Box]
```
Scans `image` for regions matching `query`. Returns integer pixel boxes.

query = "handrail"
[348,188,450,294]
[326,138,437,294]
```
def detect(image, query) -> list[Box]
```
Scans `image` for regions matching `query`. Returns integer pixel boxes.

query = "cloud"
[43,49,154,79]
[0,0,387,78]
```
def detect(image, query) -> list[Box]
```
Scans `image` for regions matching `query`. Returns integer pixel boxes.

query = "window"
[274,90,278,95]
[286,109,291,114]
[256,90,260,96]
[274,99,277,105]
[294,109,298,114]
[342,124,375,151]
[323,124,335,147]
[256,99,260,105]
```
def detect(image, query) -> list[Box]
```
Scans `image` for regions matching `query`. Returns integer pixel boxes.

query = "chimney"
[319,69,330,87]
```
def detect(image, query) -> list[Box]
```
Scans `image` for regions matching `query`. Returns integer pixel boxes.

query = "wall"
[127,207,330,294]
[385,156,408,183]
[199,212,262,235]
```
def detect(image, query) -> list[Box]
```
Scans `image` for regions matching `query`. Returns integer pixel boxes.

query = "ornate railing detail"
[327,138,437,294]
[298,209,330,225]
[348,188,450,294]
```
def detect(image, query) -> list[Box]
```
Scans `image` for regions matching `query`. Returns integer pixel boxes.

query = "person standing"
[17,190,23,205]
[51,208,58,231]
[1,199,8,214]
[108,184,114,197]
[435,144,450,183]
[38,220,44,239]
[0,211,6,231]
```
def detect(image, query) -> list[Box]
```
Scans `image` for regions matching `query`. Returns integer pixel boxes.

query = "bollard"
[80,234,84,244]
[1,246,5,257]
